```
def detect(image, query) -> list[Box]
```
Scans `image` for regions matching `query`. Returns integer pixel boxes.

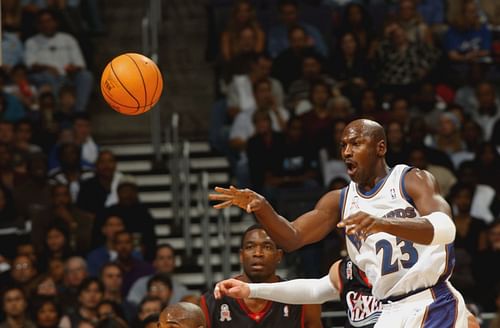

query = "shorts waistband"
[380,281,446,304]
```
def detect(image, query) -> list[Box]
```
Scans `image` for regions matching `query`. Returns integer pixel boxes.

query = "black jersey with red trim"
[201,281,304,328]
[339,257,382,328]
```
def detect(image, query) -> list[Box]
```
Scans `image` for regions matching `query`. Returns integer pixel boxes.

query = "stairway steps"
[154,220,252,237]
[117,157,229,173]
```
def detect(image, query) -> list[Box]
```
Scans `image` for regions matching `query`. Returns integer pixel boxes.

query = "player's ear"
[377,139,387,157]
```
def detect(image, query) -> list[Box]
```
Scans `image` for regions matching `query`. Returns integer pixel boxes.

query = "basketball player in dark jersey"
[200,224,322,328]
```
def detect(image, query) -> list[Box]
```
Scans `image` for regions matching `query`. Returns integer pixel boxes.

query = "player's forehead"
[341,124,367,141]
[244,229,275,245]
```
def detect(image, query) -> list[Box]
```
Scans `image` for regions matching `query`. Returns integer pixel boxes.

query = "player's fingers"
[213,200,232,209]
[246,198,260,213]
[214,283,221,299]
[214,186,233,194]
[208,194,233,201]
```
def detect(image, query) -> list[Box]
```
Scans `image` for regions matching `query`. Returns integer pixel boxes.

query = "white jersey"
[341,164,454,301]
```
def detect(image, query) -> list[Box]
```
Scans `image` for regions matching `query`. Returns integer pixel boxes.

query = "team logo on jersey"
[283,305,289,317]
[345,291,382,327]
[220,304,232,322]
[390,188,397,200]
[346,261,353,280]
[382,206,417,219]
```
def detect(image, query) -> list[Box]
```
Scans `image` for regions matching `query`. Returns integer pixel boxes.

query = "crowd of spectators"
[209,0,500,319]
[1,1,201,327]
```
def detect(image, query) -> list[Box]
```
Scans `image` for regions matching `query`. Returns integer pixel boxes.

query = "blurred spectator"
[0,121,15,145]
[13,152,51,220]
[3,65,39,112]
[385,120,410,167]
[60,256,89,315]
[1,17,24,69]
[462,119,483,155]
[271,25,318,91]
[99,263,135,322]
[444,0,492,82]
[141,313,159,328]
[288,53,335,115]
[96,300,127,324]
[413,81,447,132]
[490,287,500,328]
[431,112,465,156]
[86,215,126,277]
[474,142,500,192]
[47,258,64,288]
[472,81,500,141]
[13,119,41,154]
[9,255,39,295]
[230,53,284,112]
[77,150,124,215]
[329,94,354,120]
[137,296,162,323]
[246,112,284,194]
[266,117,319,193]
[48,143,94,202]
[479,0,500,27]
[73,113,99,166]
[407,146,456,196]
[416,0,446,28]
[397,0,433,45]
[41,222,74,263]
[32,183,94,256]
[357,88,388,124]
[474,219,500,311]
[146,273,173,307]
[0,70,26,122]
[220,0,265,62]
[299,80,334,151]
[31,296,70,328]
[35,275,58,298]
[407,117,455,171]
[104,181,156,261]
[113,231,154,296]
[457,160,498,223]
[32,91,59,153]
[0,185,25,259]
[25,9,93,113]
[0,286,36,328]
[449,183,488,256]
[338,3,377,59]
[375,20,439,98]
[128,245,193,307]
[329,31,371,105]
[267,0,328,58]
[319,119,349,187]
[69,277,104,326]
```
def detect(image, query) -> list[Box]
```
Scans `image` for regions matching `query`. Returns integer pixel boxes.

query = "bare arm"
[338,169,453,245]
[210,187,340,252]
[304,304,323,328]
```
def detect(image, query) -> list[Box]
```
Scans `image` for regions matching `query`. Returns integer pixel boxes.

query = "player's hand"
[337,211,383,240]
[214,279,250,299]
[209,186,265,213]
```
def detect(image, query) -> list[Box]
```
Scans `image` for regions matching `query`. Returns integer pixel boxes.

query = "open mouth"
[251,263,265,270]
[345,160,357,176]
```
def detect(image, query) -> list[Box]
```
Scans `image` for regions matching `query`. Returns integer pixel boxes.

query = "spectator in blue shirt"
[0,70,26,122]
[267,0,328,58]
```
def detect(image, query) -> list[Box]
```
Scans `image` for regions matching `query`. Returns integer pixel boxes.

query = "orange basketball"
[100,53,163,115]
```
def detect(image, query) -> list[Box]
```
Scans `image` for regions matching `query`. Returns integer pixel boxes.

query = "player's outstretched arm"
[338,169,455,245]
[214,261,341,304]
[210,186,341,251]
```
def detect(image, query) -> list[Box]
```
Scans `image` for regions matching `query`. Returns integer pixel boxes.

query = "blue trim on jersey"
[422,282,458,328]
[400,166,416,207]
[439,244,455,282]
[339,187,347,221]
[356,168,393,198]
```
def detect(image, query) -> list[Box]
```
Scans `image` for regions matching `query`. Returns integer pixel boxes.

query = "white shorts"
[374,281,468,328]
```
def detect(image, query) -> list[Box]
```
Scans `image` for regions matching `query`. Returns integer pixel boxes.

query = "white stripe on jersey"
[341,164,453,300]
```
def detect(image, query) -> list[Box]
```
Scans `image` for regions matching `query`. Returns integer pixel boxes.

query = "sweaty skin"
[209,119,444,250]
[158,302,206,328]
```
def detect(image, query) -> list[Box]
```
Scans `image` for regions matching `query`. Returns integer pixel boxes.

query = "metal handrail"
[199,171,213,289]
[182,141,192,257]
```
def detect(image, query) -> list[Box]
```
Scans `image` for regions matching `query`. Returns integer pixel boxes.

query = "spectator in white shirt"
[24,9,93,112]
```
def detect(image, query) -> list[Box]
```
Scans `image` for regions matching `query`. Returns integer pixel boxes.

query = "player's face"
[240,229,282,283]
[340,126,379,183]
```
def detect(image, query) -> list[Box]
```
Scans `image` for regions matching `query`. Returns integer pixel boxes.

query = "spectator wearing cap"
[267,0,328,58]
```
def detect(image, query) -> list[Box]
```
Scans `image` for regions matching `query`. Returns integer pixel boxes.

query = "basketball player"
[210,119,469,327]
[158,302,206,328]
[213,257,480,328]
[200,224,322,327]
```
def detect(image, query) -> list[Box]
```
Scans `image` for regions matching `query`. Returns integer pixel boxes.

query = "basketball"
[100,53,163,115]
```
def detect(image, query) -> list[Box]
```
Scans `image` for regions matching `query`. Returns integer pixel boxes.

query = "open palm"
[209,186,263,213]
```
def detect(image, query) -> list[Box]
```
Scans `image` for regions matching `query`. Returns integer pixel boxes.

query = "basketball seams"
[125,54,148,112]
[102,91,150,115]
[102,87,151,111]
[109,59,141,114]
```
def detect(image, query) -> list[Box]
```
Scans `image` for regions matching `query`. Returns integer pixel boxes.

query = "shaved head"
[158,302,206,328]
[345,119,386,143]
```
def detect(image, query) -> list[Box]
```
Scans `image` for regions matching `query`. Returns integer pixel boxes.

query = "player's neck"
[357,163,390,191]
[241,273,279,284]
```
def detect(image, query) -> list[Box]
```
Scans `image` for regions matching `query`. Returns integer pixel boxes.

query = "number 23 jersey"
[340,165,454,300]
